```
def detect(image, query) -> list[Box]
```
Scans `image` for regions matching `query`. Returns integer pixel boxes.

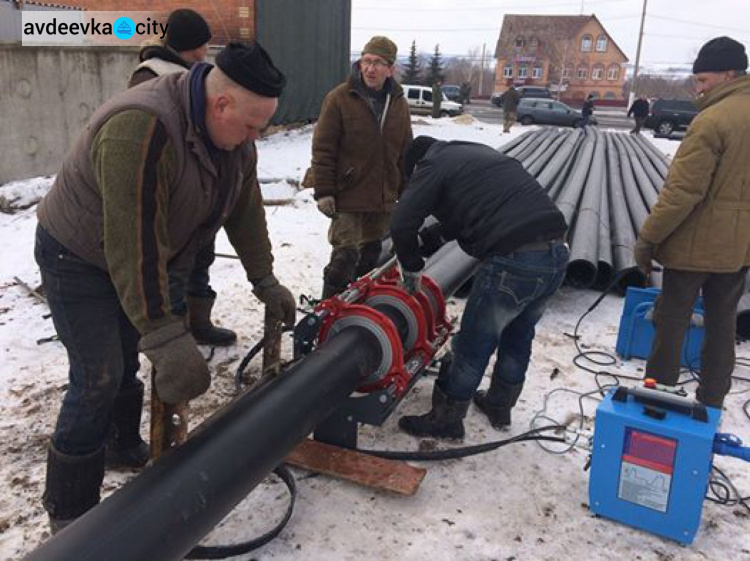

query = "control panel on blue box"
[589,384,720,544]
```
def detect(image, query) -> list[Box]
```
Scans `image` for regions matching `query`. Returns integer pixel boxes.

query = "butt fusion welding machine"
[590,382,750,544]
[294,257,452,449]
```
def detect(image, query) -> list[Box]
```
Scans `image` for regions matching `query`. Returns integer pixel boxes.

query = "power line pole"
[478,43,486,96]
[629,0,648,107]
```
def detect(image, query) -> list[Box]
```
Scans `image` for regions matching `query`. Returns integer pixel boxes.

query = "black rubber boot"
[474,380,524,429]
[43,443,106,534]
[354,240,383,278]
[106,380,150,470]
[398,384,471,439]
[188,294,237,346]
[322,247,358,299]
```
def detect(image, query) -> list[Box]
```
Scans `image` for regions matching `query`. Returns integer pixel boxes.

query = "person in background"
[36,41,296,532]
[431,79,442,119]
[391,136,569,439]
[129,9,211,87]
[502,83,521,133]
[627,94,650,134]
[635,36,750,409]
[582,93,594,126]
[310,36,413,299]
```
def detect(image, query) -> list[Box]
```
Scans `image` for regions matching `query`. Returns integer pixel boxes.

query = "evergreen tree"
[403,40,422,85]
[427,44,445,85]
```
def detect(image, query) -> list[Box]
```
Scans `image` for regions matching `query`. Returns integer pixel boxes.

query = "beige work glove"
[139,322,210,404]
[316,196,336,218]
[634,237,656,274]
[252,274,297,327]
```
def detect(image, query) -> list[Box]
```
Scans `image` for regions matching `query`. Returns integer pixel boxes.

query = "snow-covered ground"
[1,118,748,561]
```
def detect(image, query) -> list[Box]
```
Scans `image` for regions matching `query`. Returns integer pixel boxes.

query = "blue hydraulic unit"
[589,383,749,544]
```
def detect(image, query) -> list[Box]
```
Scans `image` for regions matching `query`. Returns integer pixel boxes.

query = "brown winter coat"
[311,73,413,213]
[639,75,750,273]
[503,87,521,112]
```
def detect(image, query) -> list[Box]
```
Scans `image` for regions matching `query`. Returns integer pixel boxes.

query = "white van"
[402,85,464,117]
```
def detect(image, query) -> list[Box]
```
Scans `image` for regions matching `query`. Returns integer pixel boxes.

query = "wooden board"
[285,438,426,496]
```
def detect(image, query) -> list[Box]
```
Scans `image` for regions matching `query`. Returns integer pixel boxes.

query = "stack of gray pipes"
[498,127,750,339]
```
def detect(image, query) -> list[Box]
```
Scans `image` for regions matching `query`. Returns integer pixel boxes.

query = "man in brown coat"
[502,84,521,133]
[311,36,413,298]
[635,36,750,409]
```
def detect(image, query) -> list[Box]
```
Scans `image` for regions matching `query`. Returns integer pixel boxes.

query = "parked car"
[516,98,596,127]
[441,84,471,104]
[441,84,461,101]
[403,85,464,117]
[644,99,698,136]
[491,85,552,107]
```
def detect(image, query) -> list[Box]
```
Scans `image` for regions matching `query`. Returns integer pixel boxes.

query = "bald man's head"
[204,67,278,151]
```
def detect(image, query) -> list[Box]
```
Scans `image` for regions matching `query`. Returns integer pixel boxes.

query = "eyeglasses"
[360,58,389,69]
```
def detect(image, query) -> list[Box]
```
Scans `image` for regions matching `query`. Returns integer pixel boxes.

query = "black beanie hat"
[166,9,211,52]
[692,36,748,74]
[405,136,439,178]
[215,41,287,98]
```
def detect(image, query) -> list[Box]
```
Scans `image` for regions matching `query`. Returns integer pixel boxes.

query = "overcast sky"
[350,0,750,72]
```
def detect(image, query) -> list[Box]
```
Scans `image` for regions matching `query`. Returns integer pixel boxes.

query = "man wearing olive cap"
[309,35,413,299]
[35,41,296,532]
[634,36,750,409]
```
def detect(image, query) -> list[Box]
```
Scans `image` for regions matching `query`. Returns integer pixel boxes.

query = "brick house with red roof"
[494,14,629,102]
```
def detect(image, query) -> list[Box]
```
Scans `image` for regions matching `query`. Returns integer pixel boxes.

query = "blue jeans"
[169,239,217,316]
[35,225,142,455]
[441,241,570,401]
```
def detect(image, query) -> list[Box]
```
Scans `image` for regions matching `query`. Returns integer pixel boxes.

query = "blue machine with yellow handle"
[589,384,748,544]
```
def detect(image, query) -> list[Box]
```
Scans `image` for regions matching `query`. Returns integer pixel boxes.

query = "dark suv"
[491,85,552,107]
[645,99,698,136]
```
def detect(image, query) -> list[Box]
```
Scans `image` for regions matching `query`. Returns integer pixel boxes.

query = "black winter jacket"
[390,141,568,271]
[628,98,650,118]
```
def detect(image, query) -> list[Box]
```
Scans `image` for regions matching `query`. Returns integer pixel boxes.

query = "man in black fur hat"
[36,41,296,532]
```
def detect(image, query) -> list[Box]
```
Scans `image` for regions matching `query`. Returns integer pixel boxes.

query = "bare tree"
[623,74,694,100]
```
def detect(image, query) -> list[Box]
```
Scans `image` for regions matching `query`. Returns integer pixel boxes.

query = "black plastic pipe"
[625,134,665,189]
[537,128,584,193]
[498,130,533,155]
[604,135,646,292]
[555,128,596,226]
[632,133,670,179]
[612,133,650,232]
[526,131,567,178]
[594,131,614,290]
[26,242,479,561]
[26,327,381,561]
[508,129,546,161]
[567,128,604,288]
[519,128,559,173]
[618,133,659,209]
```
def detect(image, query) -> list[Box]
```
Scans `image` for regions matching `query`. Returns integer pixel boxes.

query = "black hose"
[186,465,297,560]
[360,426,566,461]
